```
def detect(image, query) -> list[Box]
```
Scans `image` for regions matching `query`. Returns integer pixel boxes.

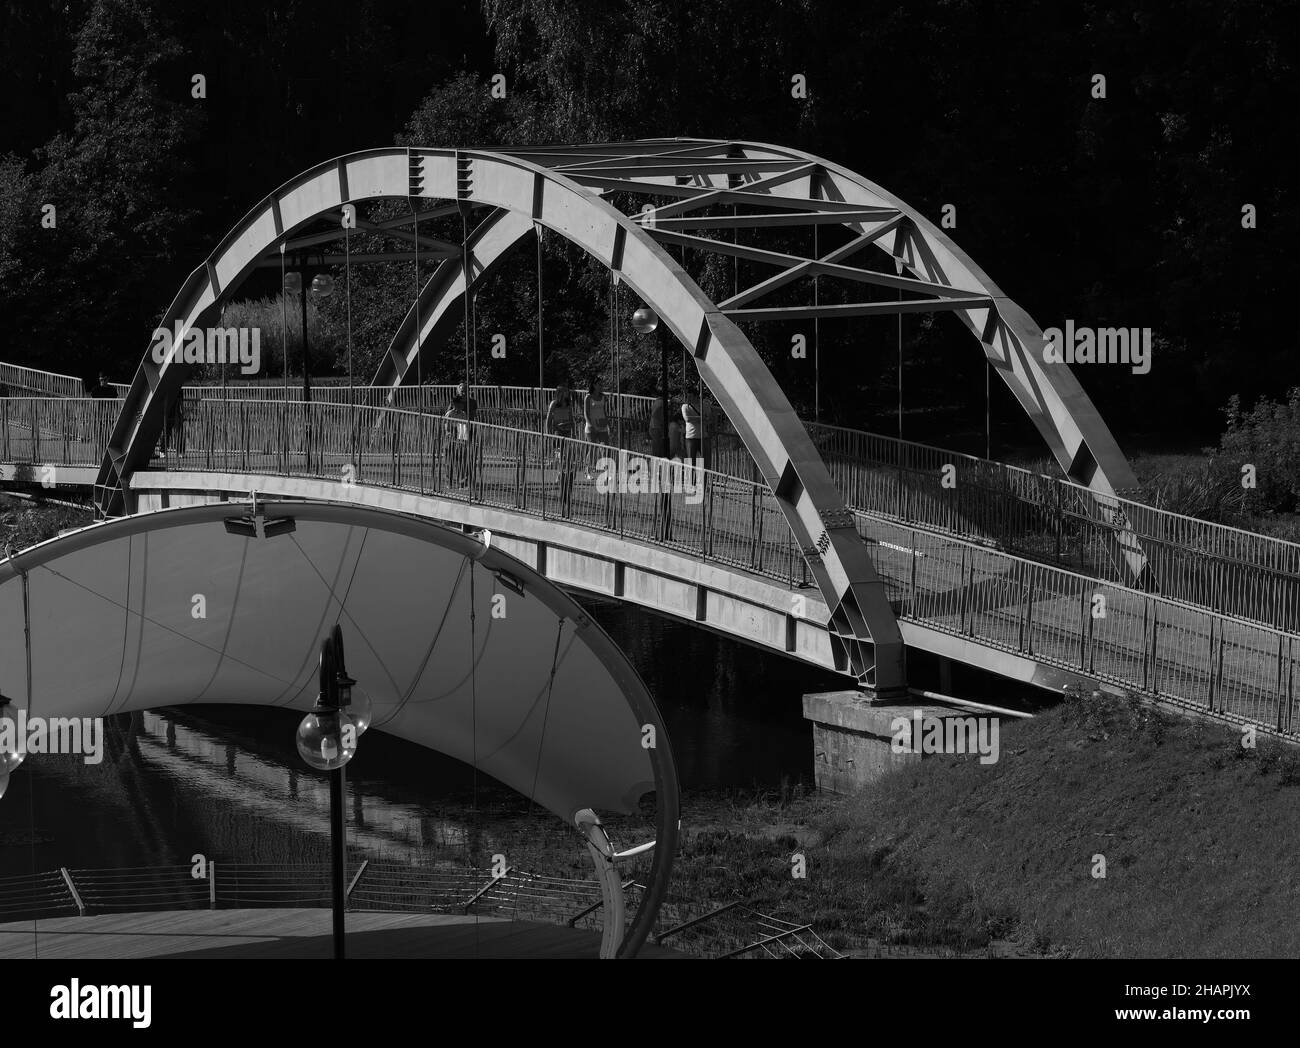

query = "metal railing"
[0,862,609,929]
[0,397,122,466]
[3,391,1299,734]
[31,371,1297,630]
[161,398,810,587]
[0,862,842,958]
[854,515,1298,733]
[145,397,1298,735]
[804,421,1300,633]
[0,361,86,398]
[9,353,1298,623]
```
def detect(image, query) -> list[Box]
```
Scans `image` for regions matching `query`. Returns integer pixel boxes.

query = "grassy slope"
[667,694,1300,957]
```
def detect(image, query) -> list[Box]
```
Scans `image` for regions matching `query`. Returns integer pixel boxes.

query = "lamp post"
[0,692,24,801]
[284,266,333,471]
[294,624,371,959]
[631,307,665,455]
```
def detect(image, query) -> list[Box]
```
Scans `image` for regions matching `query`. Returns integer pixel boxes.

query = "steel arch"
[95,144,906,691]
[377,139,1147,582]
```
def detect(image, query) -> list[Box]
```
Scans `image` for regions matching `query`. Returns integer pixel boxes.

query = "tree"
[4,0,203,377]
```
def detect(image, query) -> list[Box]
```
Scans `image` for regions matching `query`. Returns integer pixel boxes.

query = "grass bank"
[657,694,1300,957]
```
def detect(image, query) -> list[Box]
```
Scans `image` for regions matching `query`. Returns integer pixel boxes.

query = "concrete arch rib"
[95,146,905,692]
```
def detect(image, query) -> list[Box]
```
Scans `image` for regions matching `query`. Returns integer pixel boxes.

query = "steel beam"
[725,297,992,321]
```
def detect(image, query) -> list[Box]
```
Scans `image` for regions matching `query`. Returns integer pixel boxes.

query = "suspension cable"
[345,218,354,462]
[813,224,820,422]
[279,245,289,471]
[986,358,992,460]
[462,209,472,398]
[412,199,422,411]
[612,275,622,446]
[609,273,616,435]
[469,558,480,955]
[527,618,565,817]
[536,224,544,390]
[897,274,903,441]
[280,245,289,393]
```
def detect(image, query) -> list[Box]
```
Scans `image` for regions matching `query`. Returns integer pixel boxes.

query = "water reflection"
[0,601,832,876]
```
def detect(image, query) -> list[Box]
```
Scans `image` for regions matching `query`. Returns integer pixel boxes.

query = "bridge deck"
[3,387,1298,737]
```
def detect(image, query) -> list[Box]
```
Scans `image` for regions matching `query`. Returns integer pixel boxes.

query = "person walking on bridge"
[444,383,476,488]
[681,393,702,481]
[582,375,610,480]
[546,379,579,515]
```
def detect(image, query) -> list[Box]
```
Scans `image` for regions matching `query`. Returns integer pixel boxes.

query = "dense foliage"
[1,0,1296,446]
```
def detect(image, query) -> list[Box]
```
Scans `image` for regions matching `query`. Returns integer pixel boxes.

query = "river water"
[0,599,848,876]
[0,597,1041,878]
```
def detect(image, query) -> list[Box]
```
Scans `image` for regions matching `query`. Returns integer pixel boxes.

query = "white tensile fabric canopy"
[0,501,675,827]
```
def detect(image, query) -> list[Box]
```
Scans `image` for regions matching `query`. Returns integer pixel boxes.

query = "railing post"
[958,545,969,634]
[60,867,86,916]
[1150,602,1161,695]
[346,859,369,904]
[908,528,918,619]
[1024,570,1035,655]
[1140,598,1150,690]
[1054,481,1063,563]
[210,860,217,910]
[1087,589,1097,673]
[540,432,550,521]
[1078,588,1089,669]
[1277,633,1287,733]
[1207,619,1218,712]
[1284,635,1295,735]
[1016,559,1026,651]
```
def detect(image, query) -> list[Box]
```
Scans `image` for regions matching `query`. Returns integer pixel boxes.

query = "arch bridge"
[92,139,1151,698]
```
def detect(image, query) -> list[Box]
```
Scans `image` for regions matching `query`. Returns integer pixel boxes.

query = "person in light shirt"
[681,395,702,463]
[583,375,611,479]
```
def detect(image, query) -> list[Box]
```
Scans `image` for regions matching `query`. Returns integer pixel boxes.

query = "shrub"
[1214,389,1300,515]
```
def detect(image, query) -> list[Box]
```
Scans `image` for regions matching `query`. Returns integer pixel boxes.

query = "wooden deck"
[0,909,686,959]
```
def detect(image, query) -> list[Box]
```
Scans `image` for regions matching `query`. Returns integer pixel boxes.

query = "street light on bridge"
[631,307,669,458]
[295,624,371,959]
[0,691,25,801]
[284,263,333,470]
